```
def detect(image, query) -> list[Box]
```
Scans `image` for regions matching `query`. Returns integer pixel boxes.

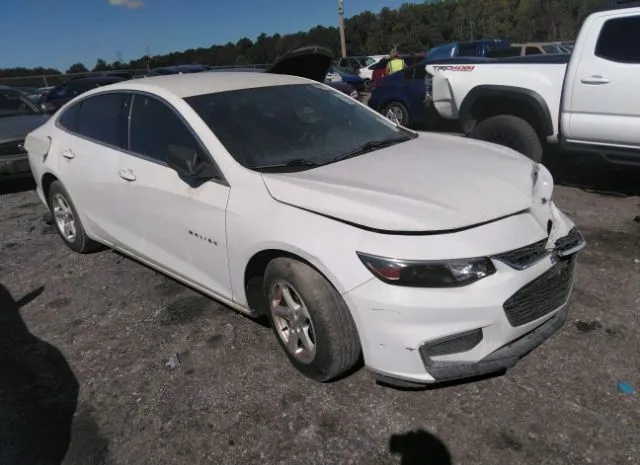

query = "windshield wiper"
[330,136,411,163]
[251,158,321,171]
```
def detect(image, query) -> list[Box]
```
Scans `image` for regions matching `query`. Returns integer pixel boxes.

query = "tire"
[363,79,372,91]
[382,101,410,127]
[47,180,102,254]
[264,258,361,382]
[469,115,543,162]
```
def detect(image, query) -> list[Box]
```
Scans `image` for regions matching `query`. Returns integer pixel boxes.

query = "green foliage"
[1,0,602,77]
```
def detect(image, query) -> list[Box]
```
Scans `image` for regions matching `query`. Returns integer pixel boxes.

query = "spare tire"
[469,115,543,162]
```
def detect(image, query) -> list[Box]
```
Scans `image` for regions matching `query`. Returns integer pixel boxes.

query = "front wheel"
[469,115,543,162]
[264,258,361,382]
[363,79,372,91]
[382,101,410,127]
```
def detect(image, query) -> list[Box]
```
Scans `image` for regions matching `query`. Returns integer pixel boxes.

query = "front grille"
[0,140,25,157]
[555,228,585,256]
[493,238,549,270]
[503,257,575,327]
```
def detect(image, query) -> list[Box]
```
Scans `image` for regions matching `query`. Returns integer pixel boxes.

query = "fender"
[459,85,554,136]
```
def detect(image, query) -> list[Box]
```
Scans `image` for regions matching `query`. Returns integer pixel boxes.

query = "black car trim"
[458,85,554,136]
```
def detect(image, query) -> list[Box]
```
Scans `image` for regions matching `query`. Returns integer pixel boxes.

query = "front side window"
[525,46,542,55]
[457,44,478,57]
[186,83,413,171]
[595,15,640,63]
[129,94,205,164]
[0,89,39,117]
[75,93,130,148]
[48,84,71,100]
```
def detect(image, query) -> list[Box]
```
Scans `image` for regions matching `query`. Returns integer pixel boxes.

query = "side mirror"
[166,145,218,182]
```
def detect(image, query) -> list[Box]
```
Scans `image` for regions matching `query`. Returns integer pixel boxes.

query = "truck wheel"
[469,115,543,162]
[264,257,361,382]
[382,102,410,126]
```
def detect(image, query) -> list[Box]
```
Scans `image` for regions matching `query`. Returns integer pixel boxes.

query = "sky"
[0,0,404,71]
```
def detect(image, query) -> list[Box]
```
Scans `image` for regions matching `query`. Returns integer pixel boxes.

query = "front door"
[564,12,640,149]
[120,93,232,299]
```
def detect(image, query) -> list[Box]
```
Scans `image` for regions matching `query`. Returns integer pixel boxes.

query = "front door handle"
[61,148,75,159]
[581,75,610,85]
[118,168,137,182]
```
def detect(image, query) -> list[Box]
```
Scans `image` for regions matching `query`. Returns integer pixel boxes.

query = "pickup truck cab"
[427,0,640,164]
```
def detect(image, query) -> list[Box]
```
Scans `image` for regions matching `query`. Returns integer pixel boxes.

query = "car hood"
[266,46,333,83]
[0,114,50,142]
[262,134,536,232]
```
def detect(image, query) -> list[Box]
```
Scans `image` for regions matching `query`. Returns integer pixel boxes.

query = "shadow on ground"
[0,178,36,195]
[390,429,452,465]
[0,284,79,465]
[542,148,640,197]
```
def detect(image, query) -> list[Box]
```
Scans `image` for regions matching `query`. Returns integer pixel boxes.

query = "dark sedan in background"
[0,86,49,180]
[39,76,124,113]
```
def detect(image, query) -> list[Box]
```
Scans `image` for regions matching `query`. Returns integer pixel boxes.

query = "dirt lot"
[1,166,639,465]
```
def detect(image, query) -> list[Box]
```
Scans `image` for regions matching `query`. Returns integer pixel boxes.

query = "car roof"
[99,71,311,98]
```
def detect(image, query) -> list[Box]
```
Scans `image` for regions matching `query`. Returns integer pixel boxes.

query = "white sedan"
[25,59,585,387]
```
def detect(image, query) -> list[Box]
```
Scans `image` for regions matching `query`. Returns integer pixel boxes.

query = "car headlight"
[356,252,496,288]
[532,162,554,203]
[350,90,359,98]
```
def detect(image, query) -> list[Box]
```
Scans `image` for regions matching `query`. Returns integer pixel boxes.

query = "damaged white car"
[25,47,585,387]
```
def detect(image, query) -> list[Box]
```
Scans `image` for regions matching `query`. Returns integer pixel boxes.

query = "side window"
[129,94,204,165]
[457,44,478,57]
[403,66,415,80]
[76,93,130,148]
[413,65,427,80]
[595,15,640,63]
[48,84,70,100]
[525,47,542,55]
[57,102,81,132]
[68,83,91,97]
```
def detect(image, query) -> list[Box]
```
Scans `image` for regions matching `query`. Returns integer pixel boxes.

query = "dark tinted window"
[76,93,130,148]
[595,16,640,63]
[186,84,411,170]
[525,47,542,55]
[457,44,478,57]
[130,94,204,164]
[58,103,81,132]
[47,84,71,100]
[413,65,427,80]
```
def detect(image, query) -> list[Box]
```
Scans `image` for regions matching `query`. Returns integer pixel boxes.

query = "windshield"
[0,89,40,117]
[185,83,412,171]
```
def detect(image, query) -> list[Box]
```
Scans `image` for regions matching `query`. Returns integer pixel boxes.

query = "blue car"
[368,57,491,128]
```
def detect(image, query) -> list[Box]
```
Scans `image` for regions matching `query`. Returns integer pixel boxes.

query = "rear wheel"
[469,115,543,162]
[264,258,361,382]
[47,180,102,254]
[382,101,410,127]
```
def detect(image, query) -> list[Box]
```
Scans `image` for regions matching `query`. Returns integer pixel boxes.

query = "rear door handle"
[61,148,75,159]
[581,75,610,85]
[118,168,137,182]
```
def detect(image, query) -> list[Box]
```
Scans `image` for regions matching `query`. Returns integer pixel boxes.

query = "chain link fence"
[0,65,271,89]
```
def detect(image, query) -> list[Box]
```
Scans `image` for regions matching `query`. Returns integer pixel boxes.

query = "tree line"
[1,0,603,79]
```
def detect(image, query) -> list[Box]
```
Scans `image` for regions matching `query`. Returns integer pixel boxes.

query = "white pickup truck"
[427,0,640,164]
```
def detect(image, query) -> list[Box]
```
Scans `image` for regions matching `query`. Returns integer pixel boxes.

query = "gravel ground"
[1,169,639,465]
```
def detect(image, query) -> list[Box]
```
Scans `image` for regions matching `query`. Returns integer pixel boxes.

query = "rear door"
[119,92,232,298]
[564,11,640,150]
[53,92,137,248]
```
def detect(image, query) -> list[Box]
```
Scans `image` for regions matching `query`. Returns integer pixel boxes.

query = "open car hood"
[266,46,333,83]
